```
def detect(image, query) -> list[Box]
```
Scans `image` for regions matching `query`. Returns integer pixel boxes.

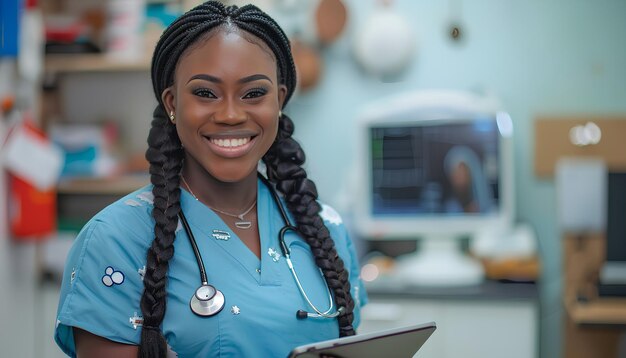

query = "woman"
[54,2,367,357]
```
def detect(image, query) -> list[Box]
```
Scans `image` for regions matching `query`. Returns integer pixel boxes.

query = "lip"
[202,133,258,158]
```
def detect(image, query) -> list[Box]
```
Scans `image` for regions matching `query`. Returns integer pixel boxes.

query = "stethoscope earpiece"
[296,310,309,319]
[190,284,225,317]
[296,306,345,320]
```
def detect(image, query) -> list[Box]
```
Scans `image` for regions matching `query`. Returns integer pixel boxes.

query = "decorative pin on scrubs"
[212,230,230,241]
[129,312,143,329]
[138,266,146,280]
[268,248,281,262]
[102,266,125,287]
[231,306,241,315]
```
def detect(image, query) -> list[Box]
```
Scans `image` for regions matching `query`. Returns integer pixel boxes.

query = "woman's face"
[162,29,287,183]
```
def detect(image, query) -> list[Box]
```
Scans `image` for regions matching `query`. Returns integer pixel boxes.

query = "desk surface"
[365,278,538,302]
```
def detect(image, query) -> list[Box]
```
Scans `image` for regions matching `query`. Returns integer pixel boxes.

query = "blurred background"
[1,0,625,357]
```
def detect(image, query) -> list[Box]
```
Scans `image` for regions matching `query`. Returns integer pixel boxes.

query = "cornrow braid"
[144,2,355,356]
[263,114,356,337]
[150,2,296,109]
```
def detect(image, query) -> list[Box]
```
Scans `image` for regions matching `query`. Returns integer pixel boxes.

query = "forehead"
[175,30,278,82]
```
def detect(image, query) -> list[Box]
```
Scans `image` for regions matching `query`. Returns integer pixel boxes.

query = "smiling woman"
[53,2,367,358]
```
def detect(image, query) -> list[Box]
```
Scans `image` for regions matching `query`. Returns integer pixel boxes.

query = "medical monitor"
[354,91,514,285]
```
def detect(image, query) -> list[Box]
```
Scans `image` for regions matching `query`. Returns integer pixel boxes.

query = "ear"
[161,87,176,115]
[277,84,288,110]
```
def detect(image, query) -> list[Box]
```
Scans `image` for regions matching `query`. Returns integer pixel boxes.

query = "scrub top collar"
[178,178,285,286]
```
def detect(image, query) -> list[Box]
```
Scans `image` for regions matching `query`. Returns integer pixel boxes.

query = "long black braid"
[262,114,356,337]
[143,2,355,356]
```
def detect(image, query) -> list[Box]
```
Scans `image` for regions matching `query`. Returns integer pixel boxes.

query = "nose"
[214,97,246,125]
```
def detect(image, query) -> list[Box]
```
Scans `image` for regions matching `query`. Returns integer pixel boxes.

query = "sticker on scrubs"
[231,305,241,315]
[138,266,146,281]
[319,203,342,225]
[137,191,154,205]
[124,199,142,207]
[102,266,125,287]
[129,312,143,329]
[212,230,230,241]
[268,248,281,262]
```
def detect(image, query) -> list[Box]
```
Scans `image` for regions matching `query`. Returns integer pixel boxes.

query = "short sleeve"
[345,226,369,329]
[55,216,148,357]
[319,203,369,329]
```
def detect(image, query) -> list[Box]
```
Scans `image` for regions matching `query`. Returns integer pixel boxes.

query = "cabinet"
[360,280,539,358]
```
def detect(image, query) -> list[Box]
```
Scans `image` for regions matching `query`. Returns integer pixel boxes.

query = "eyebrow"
[186,74,273,84]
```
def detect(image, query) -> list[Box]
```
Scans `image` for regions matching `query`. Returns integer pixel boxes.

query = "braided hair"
[143,2,355,356]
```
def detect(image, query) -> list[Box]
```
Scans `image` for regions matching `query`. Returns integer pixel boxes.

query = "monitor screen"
[353,90,513,240]
[370,119,500,218]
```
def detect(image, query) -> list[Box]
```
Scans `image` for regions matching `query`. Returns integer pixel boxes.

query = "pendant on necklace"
[235,220,252,229]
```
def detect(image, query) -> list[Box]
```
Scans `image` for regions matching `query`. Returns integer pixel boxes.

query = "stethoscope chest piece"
[190,284,225,317]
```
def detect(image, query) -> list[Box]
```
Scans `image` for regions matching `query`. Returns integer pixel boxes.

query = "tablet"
[288,321,436,358]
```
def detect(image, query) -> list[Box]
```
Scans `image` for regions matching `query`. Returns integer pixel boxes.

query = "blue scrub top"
[55,178,368,357]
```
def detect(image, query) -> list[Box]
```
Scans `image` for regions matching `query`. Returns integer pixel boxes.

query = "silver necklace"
[181,176,256,229]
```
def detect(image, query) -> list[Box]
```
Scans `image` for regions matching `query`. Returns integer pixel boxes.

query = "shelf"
[44,53,152,74]
[57,175,150,195]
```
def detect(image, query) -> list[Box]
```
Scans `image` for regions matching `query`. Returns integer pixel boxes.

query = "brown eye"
[243,88,268,99]
[193,88,217,98]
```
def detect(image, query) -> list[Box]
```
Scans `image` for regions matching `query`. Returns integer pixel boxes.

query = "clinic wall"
[55,1,626,357]
[286,2,626,358]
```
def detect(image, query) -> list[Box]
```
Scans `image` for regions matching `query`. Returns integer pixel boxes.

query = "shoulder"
[73,185,156,260]
[91,185,155,233]
[318,202,344,226]
[94,185,155,228]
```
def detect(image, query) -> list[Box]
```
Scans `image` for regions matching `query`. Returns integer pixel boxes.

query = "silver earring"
[169,111,175,123]
[278,110,282,118]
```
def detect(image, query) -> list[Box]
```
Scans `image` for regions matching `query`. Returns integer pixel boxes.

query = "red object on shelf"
[8,174,56,240]
[7,120,57,241]
[45,22,86,43]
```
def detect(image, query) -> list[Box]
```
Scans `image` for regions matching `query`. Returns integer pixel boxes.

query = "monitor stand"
[394,237,484,286]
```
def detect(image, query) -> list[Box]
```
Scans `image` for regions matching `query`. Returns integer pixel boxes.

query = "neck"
[181,166,258,213]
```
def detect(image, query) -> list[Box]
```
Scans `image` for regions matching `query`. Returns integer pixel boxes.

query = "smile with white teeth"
[210,137,251,148]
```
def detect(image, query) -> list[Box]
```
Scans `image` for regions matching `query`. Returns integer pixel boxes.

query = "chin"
[207,163,258,183]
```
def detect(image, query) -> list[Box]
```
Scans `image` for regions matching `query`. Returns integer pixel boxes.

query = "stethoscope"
[180,173,344,320]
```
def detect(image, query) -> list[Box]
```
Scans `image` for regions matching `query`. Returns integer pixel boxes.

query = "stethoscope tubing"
[181,172,340,319]
[179,209,208,285]
[259,174,340,318]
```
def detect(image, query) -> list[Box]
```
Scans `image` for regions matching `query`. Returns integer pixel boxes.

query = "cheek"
[177,95,206,119]
[262,116,279,145]
[256,104,280,134]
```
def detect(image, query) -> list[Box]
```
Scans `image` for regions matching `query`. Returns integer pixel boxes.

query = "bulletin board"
[534,117,626,177]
